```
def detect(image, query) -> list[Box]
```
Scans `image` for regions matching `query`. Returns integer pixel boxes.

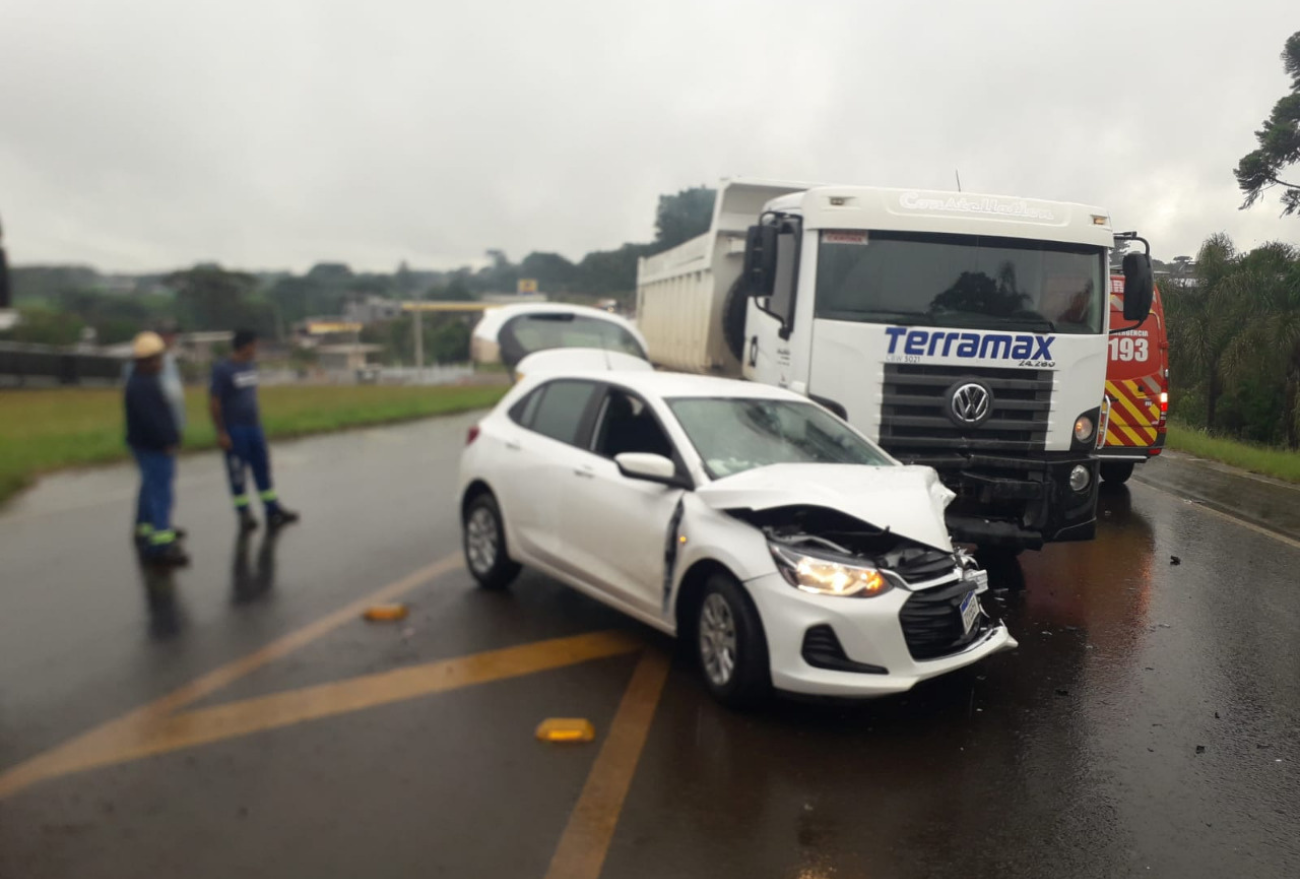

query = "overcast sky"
[1,0,1297,273]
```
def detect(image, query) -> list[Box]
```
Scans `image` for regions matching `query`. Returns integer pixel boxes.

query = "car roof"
[529,368,805,402]
[472,303,646,346]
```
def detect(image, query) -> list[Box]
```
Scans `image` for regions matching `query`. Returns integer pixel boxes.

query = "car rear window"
[530,380,599,446]
[498,314,647,369]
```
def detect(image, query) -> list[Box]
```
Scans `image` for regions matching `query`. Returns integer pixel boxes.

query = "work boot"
[238,510,259,533]
[146,543,191,568]
[266,507,300,529]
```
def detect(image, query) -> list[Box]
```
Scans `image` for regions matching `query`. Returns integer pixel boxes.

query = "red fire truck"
[1097,274,1168,483]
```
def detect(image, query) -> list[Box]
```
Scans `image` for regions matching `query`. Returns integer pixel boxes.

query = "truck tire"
[722,277,749,362]
[1100,461,1135,485]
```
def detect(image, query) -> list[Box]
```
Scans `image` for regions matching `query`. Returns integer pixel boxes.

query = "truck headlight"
[769,543,893,597]
[1069,464,1091,492]
[1074,415,1095,443]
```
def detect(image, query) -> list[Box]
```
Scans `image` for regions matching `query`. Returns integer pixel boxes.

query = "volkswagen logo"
[949,382,992,426]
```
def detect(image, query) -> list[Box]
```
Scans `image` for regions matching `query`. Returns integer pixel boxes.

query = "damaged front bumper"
[744,570,1018,698]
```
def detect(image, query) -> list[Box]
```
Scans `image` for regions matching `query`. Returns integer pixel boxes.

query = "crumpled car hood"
[695,463,956,552]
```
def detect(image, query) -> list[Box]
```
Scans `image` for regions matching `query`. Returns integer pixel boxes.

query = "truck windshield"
[668,397,892,479]
[815,231,1107,334]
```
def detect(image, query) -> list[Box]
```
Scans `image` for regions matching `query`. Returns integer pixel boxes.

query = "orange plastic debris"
[535,718,596,743]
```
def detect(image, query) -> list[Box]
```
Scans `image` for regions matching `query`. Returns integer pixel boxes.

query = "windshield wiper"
[830,309,934,325]
[925,308,1056,333]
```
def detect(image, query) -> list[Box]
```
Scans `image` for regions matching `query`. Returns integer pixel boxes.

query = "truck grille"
[880,364,1052,453]
[898,579,984,660]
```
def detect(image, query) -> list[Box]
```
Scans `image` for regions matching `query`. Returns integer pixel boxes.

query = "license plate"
[959,590,981,635]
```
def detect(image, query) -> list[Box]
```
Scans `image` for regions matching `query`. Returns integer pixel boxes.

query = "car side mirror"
[1121,252,1153,323]
[743,225,778,298]
[615,452,689,488]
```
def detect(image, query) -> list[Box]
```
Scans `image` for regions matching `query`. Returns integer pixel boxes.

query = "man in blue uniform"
[210,329,300,532]
[126,332,189,566]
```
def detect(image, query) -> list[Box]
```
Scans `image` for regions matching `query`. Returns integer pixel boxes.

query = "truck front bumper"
[898,452,1100,549]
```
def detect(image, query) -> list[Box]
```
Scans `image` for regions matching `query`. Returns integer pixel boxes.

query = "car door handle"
[505,441,522,451]
[573,469,594,479]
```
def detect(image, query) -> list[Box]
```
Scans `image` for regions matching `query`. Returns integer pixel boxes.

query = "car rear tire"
[695,573,771,708]
[1100,461,1135,484]
[463,493,521,590]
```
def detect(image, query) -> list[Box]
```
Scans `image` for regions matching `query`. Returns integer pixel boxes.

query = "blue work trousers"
[132,448,176,550]
[225,425,280,511]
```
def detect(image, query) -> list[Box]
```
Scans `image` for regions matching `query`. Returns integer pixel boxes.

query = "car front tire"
[695,573,771,708]
[463,493,521,590]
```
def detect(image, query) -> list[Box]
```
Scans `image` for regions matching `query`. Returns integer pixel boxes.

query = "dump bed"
[635,179,811,373]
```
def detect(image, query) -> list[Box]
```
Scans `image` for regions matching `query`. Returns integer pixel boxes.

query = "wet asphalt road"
[1,417,1298,879]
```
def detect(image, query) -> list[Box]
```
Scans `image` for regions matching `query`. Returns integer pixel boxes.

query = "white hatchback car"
[458,367,1017,706]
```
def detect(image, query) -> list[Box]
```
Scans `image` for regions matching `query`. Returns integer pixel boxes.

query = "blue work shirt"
[210,359,261,428]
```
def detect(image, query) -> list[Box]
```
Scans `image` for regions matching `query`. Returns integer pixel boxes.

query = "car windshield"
[497,313,647,369]
[816,230,1107,334]
[668,397,892,479]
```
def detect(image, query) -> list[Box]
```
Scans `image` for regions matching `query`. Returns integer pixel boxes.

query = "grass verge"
[0,383,507,506]
[1165,421,1300,484]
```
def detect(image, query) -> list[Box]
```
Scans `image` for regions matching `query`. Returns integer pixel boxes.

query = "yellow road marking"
[0,554,461,799]
[0,631,642,789]
[544,649,671,879]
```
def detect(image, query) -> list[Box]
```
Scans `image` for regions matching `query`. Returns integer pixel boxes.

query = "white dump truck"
[636,179,1152,551]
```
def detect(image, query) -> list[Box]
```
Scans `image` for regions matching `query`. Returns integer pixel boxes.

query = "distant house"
[178,331,234,363]
[482,292,548,304]
[344,295,404,324]
[316,343,382,373]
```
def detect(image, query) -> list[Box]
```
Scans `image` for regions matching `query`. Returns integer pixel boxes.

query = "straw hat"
[132,331,166,359]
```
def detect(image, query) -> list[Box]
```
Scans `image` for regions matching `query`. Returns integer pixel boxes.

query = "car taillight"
[466,425,481,446]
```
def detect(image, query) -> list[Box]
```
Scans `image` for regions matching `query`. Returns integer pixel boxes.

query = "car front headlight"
[769,543,893,598]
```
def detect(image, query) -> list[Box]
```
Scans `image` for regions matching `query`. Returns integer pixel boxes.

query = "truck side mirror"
[1121,252,1153,323]
[744,225,778,298]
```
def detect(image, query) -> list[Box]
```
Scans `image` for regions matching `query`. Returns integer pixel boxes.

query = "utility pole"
[412,308,424,375]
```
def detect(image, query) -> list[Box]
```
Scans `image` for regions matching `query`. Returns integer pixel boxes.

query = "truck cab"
[1097,275,1168,484]
[636,179,1153,551]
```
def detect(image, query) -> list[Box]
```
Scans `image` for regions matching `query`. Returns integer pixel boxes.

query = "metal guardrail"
[0,341,127,386]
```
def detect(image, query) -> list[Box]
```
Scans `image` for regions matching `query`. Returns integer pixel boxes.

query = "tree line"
[0,186,717,354]
[1165,235,1300,448]
[1165,29,1300,448]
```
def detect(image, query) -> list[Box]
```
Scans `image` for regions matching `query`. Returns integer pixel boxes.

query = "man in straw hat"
[125,331,189,566]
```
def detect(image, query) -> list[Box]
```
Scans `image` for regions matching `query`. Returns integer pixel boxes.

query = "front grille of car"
[801,625,887,674]
[880,363,1053,454]
[898,579,984,660]
[887,548,959,584]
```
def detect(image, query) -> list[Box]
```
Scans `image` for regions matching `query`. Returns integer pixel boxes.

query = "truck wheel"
[695,573,771,708]
[1100,461,1135,484]
[722,277,749,362]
